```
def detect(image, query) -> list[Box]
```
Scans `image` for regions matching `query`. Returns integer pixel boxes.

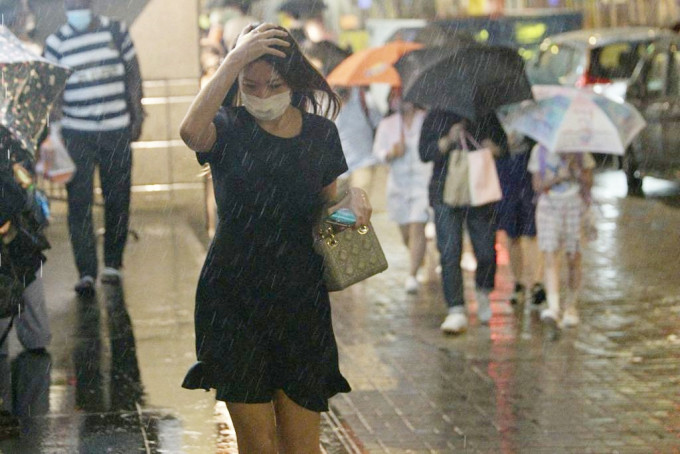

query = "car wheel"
[623,147,643,196]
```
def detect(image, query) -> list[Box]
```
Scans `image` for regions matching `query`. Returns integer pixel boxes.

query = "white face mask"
[66,9,92,31]
[241,90,291,121]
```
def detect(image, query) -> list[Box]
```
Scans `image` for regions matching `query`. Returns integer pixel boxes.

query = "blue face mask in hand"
[66,9,92,31]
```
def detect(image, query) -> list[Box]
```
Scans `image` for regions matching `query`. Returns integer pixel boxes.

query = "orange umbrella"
[326,41,423,87]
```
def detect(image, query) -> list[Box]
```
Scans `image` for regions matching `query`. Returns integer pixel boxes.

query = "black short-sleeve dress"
[182,106,351,412]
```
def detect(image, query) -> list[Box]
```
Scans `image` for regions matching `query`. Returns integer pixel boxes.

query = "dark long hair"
[234,25,341,120]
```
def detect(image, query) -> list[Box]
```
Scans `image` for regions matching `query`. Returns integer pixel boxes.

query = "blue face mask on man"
[66,9,92,31]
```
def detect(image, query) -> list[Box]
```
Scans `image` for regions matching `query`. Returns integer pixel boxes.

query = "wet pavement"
[0,170,679,453]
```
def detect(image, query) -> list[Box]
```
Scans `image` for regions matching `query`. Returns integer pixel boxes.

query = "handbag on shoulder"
[314,221,388,292]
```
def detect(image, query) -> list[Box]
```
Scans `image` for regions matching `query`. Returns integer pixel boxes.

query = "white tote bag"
[37,124,76,184]
[461,133,502,207]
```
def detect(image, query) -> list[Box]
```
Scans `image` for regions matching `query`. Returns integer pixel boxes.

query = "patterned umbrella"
[497,86,646,155]
[0,25,70,157]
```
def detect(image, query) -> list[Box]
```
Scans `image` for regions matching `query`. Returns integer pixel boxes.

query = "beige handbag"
[314,222,388,292]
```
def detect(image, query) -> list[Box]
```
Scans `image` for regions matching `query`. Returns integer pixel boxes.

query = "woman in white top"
[373,89,432,293]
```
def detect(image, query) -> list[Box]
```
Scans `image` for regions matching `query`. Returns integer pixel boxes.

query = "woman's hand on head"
[328,188,373,228]
[229,23,290,66]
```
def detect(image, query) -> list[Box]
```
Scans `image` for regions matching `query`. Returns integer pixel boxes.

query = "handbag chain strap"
[318,223,370,248]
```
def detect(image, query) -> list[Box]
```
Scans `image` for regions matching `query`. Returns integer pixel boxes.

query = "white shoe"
[440,310,468,334]
[101,267,122,285]
[540,308,561,341]
[460,252,477,272]
[405,276,419,294]
[561,307,580,328]
[476,289,492,325]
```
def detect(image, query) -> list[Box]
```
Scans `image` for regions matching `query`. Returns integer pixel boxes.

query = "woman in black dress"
[179,23,371,453]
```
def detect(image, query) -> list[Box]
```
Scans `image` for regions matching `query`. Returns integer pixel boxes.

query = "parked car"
[527,27,680,193]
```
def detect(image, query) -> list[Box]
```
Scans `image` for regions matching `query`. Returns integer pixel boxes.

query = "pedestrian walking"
[0,132,52,434]
[373,90,431,294]
[496,133,545,307]
[419,110,506,334]
[334,87,381,195]
[43,0,145,296]
[527,144,594,339]
[179,23,371,453]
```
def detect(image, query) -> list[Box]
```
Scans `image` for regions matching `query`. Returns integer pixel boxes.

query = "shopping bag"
[462,133,502,207]
[442,148,470,207]
[37,124,75,184]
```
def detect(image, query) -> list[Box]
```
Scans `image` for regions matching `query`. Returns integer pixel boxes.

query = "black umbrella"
[394,45,532,120]
[302,40,352,76]
[0,26,70,157]
[278,0,326,19]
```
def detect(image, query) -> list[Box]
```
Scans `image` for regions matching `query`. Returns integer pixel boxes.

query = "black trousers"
[62,129,132,278]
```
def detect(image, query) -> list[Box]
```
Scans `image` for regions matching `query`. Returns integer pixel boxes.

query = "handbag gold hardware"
[314,221,388,292]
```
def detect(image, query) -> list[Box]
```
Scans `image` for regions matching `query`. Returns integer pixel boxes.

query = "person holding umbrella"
[419,111,507,334]
[0,131,52,436]
[498,86,647,338]
[527,145,594,339]
[43,0,145,296]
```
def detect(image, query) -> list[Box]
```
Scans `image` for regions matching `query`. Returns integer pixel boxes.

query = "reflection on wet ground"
[0,171,677,453]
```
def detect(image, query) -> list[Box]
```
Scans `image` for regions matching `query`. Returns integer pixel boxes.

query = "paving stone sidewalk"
[0,173,678,453]
[326,174,680,453]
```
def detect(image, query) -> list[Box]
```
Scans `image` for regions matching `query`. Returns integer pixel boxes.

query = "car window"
[589,41,648,80]
[646,52,669,97]
[526,43,581,85]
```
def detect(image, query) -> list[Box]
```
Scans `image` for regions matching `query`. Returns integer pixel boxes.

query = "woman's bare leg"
[398,224,410,248]
[409,223,427,277]
[273,390,321,454]
[508,237,523,286]
[566,250,582,307]
[543,251,561,317]
[226,401,277,454]
[523,236,543,288]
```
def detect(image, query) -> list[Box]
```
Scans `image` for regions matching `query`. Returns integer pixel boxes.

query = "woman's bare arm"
[179,24,290,152]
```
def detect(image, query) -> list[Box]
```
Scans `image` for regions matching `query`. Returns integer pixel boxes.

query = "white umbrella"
[497,85,646,155]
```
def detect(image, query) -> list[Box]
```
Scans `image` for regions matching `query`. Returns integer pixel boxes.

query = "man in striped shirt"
[44,0,145,296]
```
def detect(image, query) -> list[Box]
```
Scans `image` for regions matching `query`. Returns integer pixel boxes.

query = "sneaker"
[530,283,547,306]
[440,308,468,334]
[460,252,477,272]
[74,276,96,297]
[540,309,560,341]
[476,289,492,325]
[561,306,580,328]
[510,283,525,306]
[404,276,419,294]
[101,267,122,285]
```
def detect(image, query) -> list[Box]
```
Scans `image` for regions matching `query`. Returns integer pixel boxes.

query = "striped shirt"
[44,16,136,132]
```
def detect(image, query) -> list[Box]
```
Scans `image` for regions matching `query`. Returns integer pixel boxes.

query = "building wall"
[129,0,202,188]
